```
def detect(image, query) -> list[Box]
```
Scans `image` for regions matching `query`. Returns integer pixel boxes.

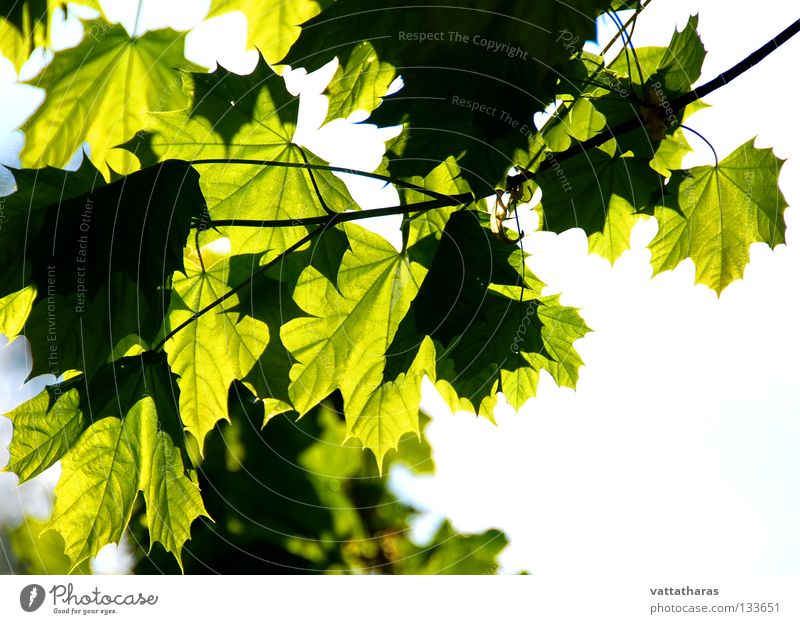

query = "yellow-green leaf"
[164,248,269,451]
[137,398,209,570]
[3,388,85,483]
[21,21,193,177]
[281,224,426,421]
[345,337,435,470]
[45,410,144,569]
[126,56,356,262]
[323,41,395,124]
[0,285,36,340]
[649,139,788,294]
[208,0,328,65]
[45,397,207,570]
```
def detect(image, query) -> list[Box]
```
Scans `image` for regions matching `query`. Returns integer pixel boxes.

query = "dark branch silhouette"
[197,193,475,229]
[507,19,800,189]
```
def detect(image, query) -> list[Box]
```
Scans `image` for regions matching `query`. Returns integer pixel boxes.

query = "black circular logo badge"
[20,584,46,612]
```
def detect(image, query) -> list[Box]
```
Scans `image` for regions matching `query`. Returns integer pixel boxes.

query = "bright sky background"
[1,0,798,576]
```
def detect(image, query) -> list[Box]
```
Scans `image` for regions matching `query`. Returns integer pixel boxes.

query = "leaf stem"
[298,147,333,215]
[132,0,144,38]
[600,0,653,56]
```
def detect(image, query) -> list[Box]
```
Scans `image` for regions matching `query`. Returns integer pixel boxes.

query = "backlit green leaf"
[345,337,435,470]
[126,55,357,261]
[323,41,395,123]
[281,224,426,417]
[538,150,666,261]
[136,397,209,570]
[45,396,206,570]
[45,407,145,568]
[3,389,85,483]
[0,286,36,340]
[649,139,788,294]
[21,21,193,176]
[164,246,269,450]
[208,0,329,65]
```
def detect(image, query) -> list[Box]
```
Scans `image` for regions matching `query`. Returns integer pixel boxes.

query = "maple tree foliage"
[0,1,793,572]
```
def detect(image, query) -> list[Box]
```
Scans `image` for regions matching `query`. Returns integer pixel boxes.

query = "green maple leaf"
[126,55,357,262]
[281,159,467,469]
[1,159,204,378]
[0,286,36,340]
[3,388,85,483]
[207,0,330,65]
[390,212,589,417]
[44,406,144,568]
[345,338,435,470]
[649,139,788,294]
[3,350,187,481]
[323,41,395,123]
[281,224,428,466]
[537,150,666,261]
[640,14,706,94]
[0,1,103,71]
[137,399,209,570]
[45,397,207,570]
[21,20,193,177]
[0,161,106,294]
[164,245,269,451]
[604,15,705,98]
[0,18,33,72]
[533,297,590,389]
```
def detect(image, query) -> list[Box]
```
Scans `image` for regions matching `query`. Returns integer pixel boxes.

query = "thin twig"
[600,0,653,56]
[525,0,653,170]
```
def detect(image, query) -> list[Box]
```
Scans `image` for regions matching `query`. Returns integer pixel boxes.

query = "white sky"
[0,0,798,576]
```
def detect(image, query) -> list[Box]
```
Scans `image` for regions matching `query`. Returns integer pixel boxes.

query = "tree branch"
[189,158,460,203]
[199,193,475,229]
[671,18,800,110]
[510,18,800,189]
